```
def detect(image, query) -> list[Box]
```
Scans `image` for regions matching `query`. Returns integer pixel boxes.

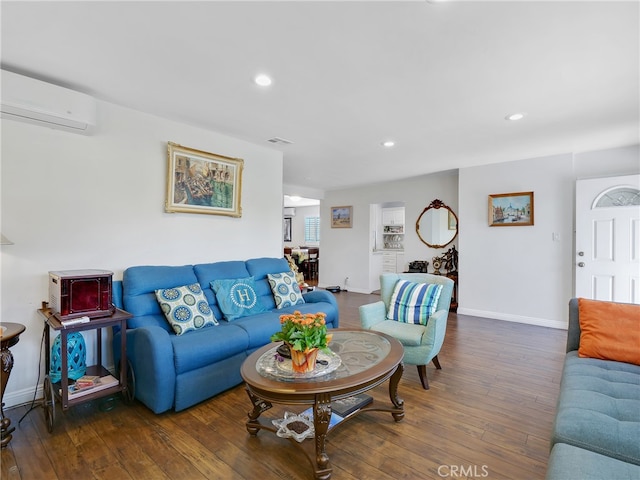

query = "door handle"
[578,262,585,267]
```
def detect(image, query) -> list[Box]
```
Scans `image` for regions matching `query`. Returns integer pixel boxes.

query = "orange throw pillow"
[578,298,640,365]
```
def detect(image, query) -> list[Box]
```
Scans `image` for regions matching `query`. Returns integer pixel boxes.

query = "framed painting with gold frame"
[165,142,243,217]
[488,191,534,226]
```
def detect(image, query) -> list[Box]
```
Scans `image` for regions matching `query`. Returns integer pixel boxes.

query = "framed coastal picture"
[165,142,243,217]
[488,191,534,226]
[331,206,352,228]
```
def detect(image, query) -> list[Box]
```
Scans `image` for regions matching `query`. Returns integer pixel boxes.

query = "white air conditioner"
[283,207,296,217]
[1,69,97,134]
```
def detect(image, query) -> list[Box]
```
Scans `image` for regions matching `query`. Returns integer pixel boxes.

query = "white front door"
[575,174,640,303]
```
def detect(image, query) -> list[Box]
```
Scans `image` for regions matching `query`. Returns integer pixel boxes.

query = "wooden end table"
[241,329,405,480]
[1,322,26,448]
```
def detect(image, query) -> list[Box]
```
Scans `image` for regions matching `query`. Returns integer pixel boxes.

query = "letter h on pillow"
[211,277,268,321]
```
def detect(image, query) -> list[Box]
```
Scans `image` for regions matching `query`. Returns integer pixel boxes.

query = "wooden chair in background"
[303,248,319,281]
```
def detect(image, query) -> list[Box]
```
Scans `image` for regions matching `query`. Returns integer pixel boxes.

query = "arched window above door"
[593,187,640,208]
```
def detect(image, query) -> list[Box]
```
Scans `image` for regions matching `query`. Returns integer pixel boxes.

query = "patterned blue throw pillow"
[268,271,305,309]
[386,280,443,325]
[211,276,268,321]
[155,283,218,335]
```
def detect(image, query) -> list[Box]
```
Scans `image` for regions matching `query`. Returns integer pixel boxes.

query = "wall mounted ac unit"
[283,207,296,217]
[1,69,97,135]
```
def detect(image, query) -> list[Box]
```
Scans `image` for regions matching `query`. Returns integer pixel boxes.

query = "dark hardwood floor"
[1,289,567,480]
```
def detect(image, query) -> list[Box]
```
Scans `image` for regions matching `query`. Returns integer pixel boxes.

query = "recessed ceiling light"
[505,112,526,121]
[254,74,272,87]
[382,140,395,148]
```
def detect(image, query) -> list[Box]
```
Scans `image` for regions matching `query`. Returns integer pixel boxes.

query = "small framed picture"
[488,191,534,226]
[283,217,292,242]
[165,142,243,217]
[331,206,353,228]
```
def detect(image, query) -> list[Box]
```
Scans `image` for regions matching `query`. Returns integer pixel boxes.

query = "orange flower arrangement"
[271,311,331,353]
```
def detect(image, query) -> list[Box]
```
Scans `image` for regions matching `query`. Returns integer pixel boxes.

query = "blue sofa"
[112,257,339,414]
[546,298,640,479]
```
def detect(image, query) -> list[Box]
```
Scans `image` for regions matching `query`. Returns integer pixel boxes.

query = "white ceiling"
[2,1,638,194]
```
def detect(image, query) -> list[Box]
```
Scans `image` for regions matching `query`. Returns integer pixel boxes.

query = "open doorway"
[369,201,406,293]
[283,195,321,287]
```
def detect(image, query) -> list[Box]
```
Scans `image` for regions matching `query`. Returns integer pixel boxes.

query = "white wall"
[1,100,283,407]
[458,145,639,329]
[321,170,459,293]
[458,153,575,329]
[318,145,638,329]
[573,144,640,179]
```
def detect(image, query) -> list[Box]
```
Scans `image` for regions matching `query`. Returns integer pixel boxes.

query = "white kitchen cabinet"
[382,251,405,273]
[382,207,404,226]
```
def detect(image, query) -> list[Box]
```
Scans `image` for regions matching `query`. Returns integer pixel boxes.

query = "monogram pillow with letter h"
[210,277,268,321]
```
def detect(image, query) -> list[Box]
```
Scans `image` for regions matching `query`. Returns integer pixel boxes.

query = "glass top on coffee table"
[256,330,392,382]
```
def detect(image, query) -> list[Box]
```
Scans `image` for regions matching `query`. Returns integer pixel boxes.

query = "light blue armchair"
[359,273,454,389]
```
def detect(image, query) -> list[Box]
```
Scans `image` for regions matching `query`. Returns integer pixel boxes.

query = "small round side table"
[1,322,26,448]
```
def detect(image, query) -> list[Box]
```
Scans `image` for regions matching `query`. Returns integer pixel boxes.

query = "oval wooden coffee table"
[241,329,405,480]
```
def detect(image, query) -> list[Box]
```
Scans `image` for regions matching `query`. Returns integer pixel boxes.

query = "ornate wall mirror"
[416,199,459,249]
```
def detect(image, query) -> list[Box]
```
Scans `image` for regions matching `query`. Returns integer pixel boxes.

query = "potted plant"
[271,311,332,373]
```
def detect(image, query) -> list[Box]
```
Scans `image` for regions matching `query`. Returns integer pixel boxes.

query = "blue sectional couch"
[546,298,640,479]
[112,257,339,414]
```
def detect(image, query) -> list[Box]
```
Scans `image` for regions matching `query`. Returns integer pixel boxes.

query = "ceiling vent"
[267,136,294,145]
[1,69,97,135]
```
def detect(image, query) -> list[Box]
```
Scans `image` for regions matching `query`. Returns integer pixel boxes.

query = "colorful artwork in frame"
[165,142,243,217]
[331,206,352,228]
[488,191,534,226]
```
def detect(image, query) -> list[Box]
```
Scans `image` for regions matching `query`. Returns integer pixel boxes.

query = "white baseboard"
[456,307,567,330]
[316,284,371,294]
[3,385,43,410]
[341,287,371,294]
